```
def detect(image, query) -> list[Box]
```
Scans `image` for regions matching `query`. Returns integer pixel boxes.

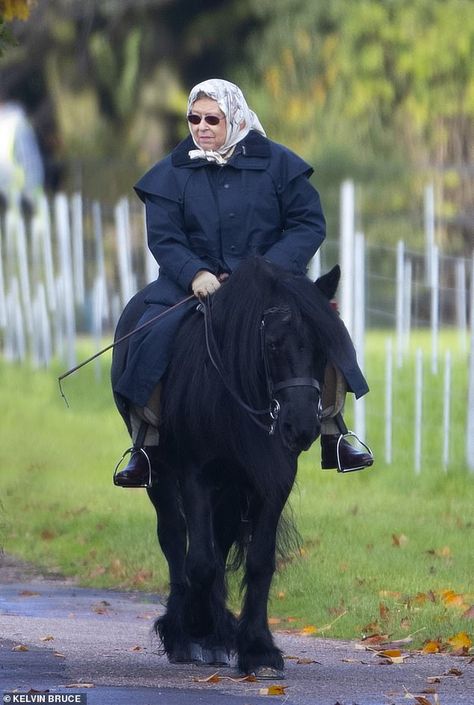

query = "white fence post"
[442,350,452,471]
[424,183,435,285]
[0,219,6,328]
[455,258,467,352]
[92,200,110,323]
[71,192,85,306]
[353,232,365,441]
[37,195,56,313]
[430,244,439,375]
[54,193,76,368]
[414,348,423,475]
[339,180,355,336]
[384,338,393,464]
[467,252,474,472]
[396,240,405,368]
[142,203,159,284]
[115,197,135,307]
[403,258,412,351]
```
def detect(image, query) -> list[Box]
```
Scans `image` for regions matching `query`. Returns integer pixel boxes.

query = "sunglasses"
[187,114,225,126]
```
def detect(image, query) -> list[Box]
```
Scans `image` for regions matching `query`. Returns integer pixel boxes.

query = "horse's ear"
[315,265,341,300]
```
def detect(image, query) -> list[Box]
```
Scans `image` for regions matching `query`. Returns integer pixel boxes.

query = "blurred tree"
[1,0,471,251]
[239,0,474,252]
[0,0,260,198]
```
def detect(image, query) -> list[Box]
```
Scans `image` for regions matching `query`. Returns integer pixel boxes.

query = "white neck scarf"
[187,78,266,165]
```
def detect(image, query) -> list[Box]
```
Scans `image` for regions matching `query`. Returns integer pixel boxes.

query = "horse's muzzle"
[279,404,321,453]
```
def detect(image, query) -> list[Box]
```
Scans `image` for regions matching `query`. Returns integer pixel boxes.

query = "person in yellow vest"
[0,100,45,214]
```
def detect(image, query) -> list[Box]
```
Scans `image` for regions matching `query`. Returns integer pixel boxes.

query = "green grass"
[1,331,472,649]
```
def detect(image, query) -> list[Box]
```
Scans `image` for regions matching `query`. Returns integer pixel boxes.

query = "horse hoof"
[201,647,214,664]
[168,647,192,664]
[253,666,285,680]
[199,646,230,666]
[211,647,230,666]
[189,641,205,664]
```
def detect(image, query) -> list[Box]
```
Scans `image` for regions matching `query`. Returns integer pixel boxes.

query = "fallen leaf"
[194,672,220,683]
[19,590,40,597]
[130,645,143,651]
[12,644,29,652]
[380,649,403,657]
[426,546,452,558]
[441,590,465,608]
[277,591,286,599]
[65,683,95,689]
[379,603,390,621]
[259,685,287,695]
[296,658,318,664]
[360,633,390,645]
[131,569,153,585]
[392,533,408,547]
[410,591,437,608]
[53,652,66,658]
[446,631,472,652]
[377,649,408,664]
[40,529,56,540]
[300,625,318,635]
[268,617,281,625]
[40,635,54,642]
[379,590,403,599]
[462,605,474,619]
[228,674,257,682]
[342,658,367,663]
[444,667,463,676]
[422,640,442,654]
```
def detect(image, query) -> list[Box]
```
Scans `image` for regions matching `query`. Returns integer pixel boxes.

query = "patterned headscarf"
[187,78,266,164]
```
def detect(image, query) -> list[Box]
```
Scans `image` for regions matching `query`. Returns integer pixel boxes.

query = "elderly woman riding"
[112,78,373,487]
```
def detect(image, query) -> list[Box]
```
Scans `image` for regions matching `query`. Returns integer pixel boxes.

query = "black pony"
[112,257,354,677]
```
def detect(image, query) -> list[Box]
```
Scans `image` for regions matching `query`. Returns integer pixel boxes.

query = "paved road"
[0,569,472,704]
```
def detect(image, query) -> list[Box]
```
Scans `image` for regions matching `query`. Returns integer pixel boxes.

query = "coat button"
[229,212,235,218]
[230,245,236,251]
[223,183,230,189]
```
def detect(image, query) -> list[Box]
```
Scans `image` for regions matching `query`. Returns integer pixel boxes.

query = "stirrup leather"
[113,447,152,488]
[336,431,374,474]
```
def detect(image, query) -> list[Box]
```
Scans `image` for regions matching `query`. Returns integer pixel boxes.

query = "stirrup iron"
[336,432,373,474]
[113,447,152,488]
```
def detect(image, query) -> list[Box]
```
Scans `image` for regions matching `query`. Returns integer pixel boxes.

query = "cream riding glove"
[191,270,221,297]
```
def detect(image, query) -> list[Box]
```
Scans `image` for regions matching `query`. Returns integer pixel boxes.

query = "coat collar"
[171,131,271,169]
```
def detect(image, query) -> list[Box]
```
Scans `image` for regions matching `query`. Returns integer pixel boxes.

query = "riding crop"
[57,294,194,407]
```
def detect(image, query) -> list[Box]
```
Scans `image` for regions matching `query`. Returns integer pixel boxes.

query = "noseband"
[202,300,321,434]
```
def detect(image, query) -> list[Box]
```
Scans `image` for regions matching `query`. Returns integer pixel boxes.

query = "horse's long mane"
[161,257,353,499]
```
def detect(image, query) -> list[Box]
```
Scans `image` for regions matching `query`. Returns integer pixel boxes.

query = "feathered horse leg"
[237,473,295,678]
[147,462,190,663]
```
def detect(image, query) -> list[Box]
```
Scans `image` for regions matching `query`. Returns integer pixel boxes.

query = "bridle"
[201,299,321,435]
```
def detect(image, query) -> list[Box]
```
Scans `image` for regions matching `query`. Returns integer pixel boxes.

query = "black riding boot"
[114,447,156,487]
[321,413,374,473]
[114,421,157,488]
[321,435,373,472]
